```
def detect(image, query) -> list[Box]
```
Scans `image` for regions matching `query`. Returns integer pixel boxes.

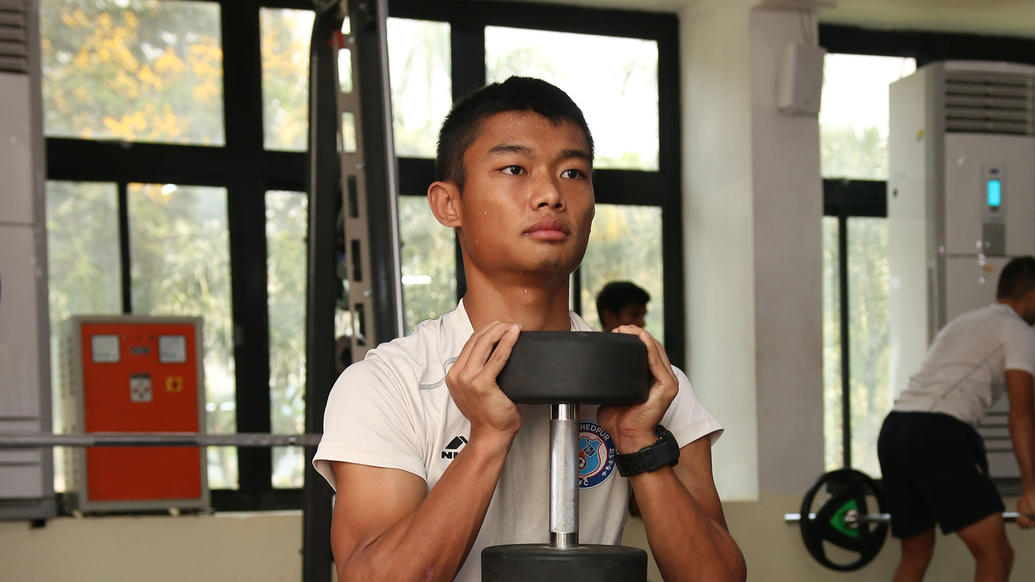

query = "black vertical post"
[302,7,342,582]
[838,214,852,469]
[222,0,273,497]
[118,182,132,313]
[449,17,484,302]
[657,18,684,369]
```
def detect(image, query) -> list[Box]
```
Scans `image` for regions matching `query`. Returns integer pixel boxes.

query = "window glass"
[485,27,659,171]
[580,204,663,340]
[266,190,308,488]
[398,195,456,334]
[820,54,916,180]
[823,216,891,476]
[337,17,354,93]
[40,0,224,145]
[45,181,122,491]
[261,8,315,151]
[341,112,357,153]
[822,216,842,471]
[387,18,451,158]
[127,183,236,488]
[847,217,891,476]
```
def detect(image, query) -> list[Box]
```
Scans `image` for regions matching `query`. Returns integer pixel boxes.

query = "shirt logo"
[579,421,616,488]
[441,435,468,459]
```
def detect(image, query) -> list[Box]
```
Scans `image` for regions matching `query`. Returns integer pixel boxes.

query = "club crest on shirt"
[578,421,616,488]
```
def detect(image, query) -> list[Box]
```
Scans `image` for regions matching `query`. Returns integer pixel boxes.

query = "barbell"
[785,511,1027,525]
[786,468,1033,572]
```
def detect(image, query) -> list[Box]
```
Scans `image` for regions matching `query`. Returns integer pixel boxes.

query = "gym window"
[41,0,682,511]
[819,52,915,478]
[42,0,313,509]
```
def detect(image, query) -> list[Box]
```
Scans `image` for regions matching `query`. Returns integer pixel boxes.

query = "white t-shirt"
[314,301,723,582]
[894,303,1035,425]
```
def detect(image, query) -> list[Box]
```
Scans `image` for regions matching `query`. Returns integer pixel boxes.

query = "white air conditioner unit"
[889,60,1035,479]
[0,0,55,519]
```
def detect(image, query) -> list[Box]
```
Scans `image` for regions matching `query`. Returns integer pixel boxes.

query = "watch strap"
[614,424,680,477]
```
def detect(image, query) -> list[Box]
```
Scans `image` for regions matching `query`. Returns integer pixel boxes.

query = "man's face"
[453,110,594,281]
[603,303,647,331]
[616,303,648,328]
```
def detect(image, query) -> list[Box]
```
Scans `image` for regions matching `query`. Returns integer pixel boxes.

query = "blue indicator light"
[987,179,1002,208]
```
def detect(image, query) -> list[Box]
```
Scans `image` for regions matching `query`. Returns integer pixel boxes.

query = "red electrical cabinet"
[61,315,209,512]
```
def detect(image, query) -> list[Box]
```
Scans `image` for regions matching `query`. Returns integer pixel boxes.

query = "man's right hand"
[445,321,523,441]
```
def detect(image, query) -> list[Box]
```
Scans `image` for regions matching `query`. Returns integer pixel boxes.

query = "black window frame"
[819,24,1035,484]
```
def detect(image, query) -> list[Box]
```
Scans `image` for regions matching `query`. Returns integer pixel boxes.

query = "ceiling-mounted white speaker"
[777,42,827,116]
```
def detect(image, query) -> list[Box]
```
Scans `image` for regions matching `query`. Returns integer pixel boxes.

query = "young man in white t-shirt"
[313,77,745,582]
[878,256,1035,582]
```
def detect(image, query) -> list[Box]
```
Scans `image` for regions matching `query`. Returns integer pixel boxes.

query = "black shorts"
[877,411,1004,538]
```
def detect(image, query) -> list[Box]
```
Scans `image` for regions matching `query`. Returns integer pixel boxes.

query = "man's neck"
[999,296,1035,325]
[462,270,573,332]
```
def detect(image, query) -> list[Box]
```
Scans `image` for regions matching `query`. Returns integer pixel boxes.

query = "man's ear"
[428,180,462,228]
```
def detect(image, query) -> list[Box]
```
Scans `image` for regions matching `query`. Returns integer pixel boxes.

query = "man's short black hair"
[997,256,1035,300]
[435,76,594,192]
[596,281,650,324]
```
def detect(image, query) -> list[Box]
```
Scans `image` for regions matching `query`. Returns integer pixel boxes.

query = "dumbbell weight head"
[496,331,651,404]
[482,544,647,582]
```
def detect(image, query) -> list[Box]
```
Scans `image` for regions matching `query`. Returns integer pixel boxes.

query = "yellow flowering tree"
[41,0,223,145]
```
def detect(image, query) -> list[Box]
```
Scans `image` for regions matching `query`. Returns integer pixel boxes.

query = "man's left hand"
[597,325,679,454]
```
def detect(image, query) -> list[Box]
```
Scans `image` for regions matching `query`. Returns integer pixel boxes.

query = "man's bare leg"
[956,513,1012,582]
[892,528,934,582]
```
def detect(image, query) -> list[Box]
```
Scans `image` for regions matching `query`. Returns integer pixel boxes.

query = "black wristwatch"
[614,425,680,477]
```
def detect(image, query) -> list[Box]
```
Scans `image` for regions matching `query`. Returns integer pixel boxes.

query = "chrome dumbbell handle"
[550,403,579,549]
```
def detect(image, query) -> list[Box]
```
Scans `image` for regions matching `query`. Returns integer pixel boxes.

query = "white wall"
[681,0,761,502]
[681,0,824,500]
[746,7,825,496]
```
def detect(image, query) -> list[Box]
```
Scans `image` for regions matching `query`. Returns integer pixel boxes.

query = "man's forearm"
[338,435,511,582]
[632,469,746,582]
[1009,410,1035,492]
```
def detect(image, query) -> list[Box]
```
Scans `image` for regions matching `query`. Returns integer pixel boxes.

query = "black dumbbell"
[482,331,651,582]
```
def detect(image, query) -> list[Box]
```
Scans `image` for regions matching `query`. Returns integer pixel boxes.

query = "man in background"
[596,280,650,331]
[878,255,1035,582]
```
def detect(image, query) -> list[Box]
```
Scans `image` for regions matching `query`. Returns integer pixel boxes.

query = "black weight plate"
[799,468,888,572]
[496,331,650,404]
[482,543,647,582]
